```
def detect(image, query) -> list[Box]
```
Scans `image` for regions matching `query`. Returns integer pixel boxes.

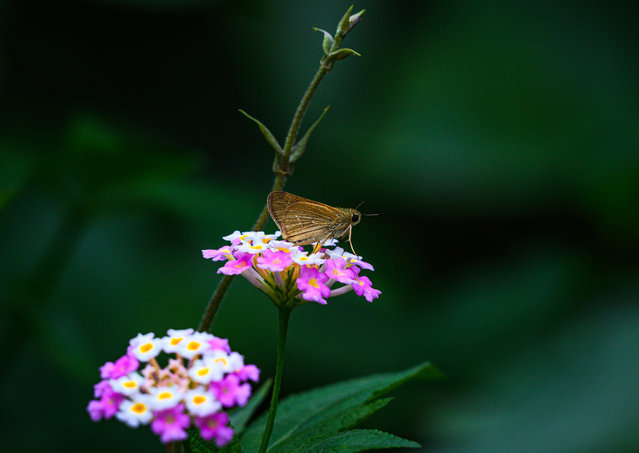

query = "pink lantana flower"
[100,354,139,380]
[203,230,380,306]
[236,364,260,382]
[195,412,234,446]
[87,383,125,421]
[351,274,382,302]
[324,257,356,284]
[88,329,259,446]
[211,374,252,407]
[296,266,331,304]
[218,252,254,275]
[202,245,233,261]
[256,249,293,272]
[151,404,190,443]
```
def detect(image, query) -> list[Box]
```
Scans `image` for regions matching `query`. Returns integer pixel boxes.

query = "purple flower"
[296,266,331,304]
[211,374,251,407]
[93,380,112,398]
[151,404,190,443]
[351,274,381,302]
[256,249,293,272]
[100,354,139,380]
[235,364,260,382]
[202,246,233,261]
[208,337,231,353]
[87,383,125,420]
[218,252,254,275]
[89,329,260,445]
[194,412,234,447]
[324,258,356,284]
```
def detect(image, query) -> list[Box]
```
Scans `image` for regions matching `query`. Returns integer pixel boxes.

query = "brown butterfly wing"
[267,191,344,245]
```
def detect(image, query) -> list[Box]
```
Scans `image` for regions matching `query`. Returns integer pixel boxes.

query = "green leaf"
[290,429,420,453]
[290,106,330,163]
[240,362,442,452]
[238,109,283,155]
[188,428,242,453]
[230,378,272,434]
[271,398,394,452]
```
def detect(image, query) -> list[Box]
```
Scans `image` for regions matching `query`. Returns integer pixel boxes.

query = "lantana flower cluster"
[87,329,259,446]
[202,230,381,305]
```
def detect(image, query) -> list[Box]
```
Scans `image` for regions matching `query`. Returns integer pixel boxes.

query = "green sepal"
[328,48,361,61]
[290,106,330,163]
[335,5,355,39]
[238,109,283,155]
[313,27,334,55]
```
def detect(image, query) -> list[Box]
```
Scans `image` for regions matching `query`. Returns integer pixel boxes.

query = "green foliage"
[289,429,420,452]
[240,362,441,452]
[189,428,242,453]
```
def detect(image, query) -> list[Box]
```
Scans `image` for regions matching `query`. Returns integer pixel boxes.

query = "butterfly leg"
[311,242,324,254]
[343,226,357,257]
[311,233,333,255]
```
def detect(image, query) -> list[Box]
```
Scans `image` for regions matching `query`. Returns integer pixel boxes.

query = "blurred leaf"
[272,398,394,452]
[290,429,420,452]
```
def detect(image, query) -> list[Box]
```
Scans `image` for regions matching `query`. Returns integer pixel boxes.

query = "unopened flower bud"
[348,9,365,31]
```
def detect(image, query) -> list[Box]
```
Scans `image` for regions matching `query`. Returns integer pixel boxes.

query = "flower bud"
[348,9,365,32]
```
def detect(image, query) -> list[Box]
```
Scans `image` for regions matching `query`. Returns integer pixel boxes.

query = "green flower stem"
[258,306,292,453]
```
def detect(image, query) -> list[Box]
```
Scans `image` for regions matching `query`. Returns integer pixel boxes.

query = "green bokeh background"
[2,1,638,452]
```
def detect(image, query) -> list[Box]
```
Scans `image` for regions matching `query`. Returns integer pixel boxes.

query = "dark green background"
[2,1,638,452]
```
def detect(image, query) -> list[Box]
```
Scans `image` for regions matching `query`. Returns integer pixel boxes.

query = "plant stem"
[281,64,330,162]
[199,58,332,333]
[198,274,235,332]
[258,306,292,453]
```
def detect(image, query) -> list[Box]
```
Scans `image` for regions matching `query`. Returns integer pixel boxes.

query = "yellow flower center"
[170,338,182,346]
[124,381,137,389]
[158,391,172,400]
[140,343,153,353]
[131,403,146,414]
[187,341,201,351]
[193,395,206,405]
[215,357,228,366]
[197,368,210,376]
[309,278,319,288]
